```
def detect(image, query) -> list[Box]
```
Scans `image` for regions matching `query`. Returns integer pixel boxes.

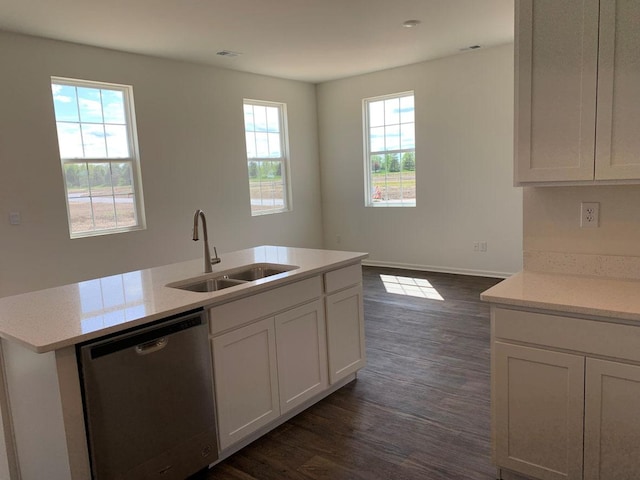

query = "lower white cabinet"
[494,342,585,480]
[325,285,366,384]
[211,318,280,451]
[212,299,328,450]
[584,359,640,480]
[275,300,328,414]
[491,307,640,480]
[211,265,366,454]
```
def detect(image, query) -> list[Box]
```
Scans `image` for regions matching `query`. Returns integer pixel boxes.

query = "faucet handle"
[211,246,221,265]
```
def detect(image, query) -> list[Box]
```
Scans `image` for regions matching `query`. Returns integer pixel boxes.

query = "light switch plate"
[9,212,21,225]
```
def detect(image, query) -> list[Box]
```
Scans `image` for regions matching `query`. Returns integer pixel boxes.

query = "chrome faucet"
[192,209,221,273]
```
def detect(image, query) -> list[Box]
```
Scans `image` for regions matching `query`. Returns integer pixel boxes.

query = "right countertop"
[481,270,640,323]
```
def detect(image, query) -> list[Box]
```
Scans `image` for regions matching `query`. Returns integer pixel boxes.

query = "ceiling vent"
[216,50,241,57]
[460,45,482,51]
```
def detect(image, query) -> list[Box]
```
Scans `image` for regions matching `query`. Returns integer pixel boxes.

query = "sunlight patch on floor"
[379,274,444,301]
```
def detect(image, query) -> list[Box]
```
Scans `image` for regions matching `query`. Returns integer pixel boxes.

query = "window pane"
[64,164,90,197]
[81,124,107,158]
[401,152,416,172]
[101,90,125,124]
[385,125,400,150]
[369,101,385,127]
[88,163,113,192]
[105,124,129,158]
[77,87,104,123]
[245,132,257,158]
[112,162,133,195]
[243,105,255,131]
[267,132,281,157]
[52,85,79,122]
[253,106,267,132]
[57,123,83,158]
[371,174,387,203]
[400,96,414,123]
[384,98,400,125]
[255,132,269,157]
[115,194,136,227]
[401,123,415,149]
[370,155,384,174]
[68,195,94,234]
[91,196,117,230]
[370,126,385,152]
[266,107,280,133]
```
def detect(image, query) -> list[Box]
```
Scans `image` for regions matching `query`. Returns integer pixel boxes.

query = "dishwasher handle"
[135,337,168,355]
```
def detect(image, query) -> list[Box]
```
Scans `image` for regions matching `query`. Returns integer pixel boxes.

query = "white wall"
[317,44,522,277]
[0,32,323,297]
[524,185,640,256]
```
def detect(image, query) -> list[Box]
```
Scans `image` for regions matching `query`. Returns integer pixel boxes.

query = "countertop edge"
[0,247,368,353]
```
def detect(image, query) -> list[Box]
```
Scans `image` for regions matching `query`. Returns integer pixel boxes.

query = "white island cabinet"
[482,271,640,480]
[0,246,367,480]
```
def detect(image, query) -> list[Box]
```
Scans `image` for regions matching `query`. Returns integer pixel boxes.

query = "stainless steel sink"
[177,278,246,292]
[225,264,295,281]
[166,263,298,293]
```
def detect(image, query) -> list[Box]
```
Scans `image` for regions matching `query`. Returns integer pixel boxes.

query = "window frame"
[363,91,416,208]
[50,76,146,238]
[242,99,292,216]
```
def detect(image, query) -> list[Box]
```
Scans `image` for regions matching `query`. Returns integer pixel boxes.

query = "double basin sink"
[166,263,298,293]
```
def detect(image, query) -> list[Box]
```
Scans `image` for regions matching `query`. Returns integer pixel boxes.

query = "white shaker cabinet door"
[493,342,585,480]
[515,0,599,183]
[275,300,328,414]
[211,318,280,451]
[325,285,366,384]
[584,358,640,480]
[595,0,640,180]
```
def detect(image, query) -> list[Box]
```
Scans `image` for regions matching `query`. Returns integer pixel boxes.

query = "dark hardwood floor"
[204,266,502,480]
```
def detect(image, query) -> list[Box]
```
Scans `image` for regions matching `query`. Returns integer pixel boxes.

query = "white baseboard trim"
[361,259,513,279]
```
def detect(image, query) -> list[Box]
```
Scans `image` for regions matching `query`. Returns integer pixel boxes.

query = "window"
[364,92,416,207]
[243,100,290,215]
[50,77,145,237]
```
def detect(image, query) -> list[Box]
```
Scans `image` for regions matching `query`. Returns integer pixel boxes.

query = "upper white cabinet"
[515,0,640,184]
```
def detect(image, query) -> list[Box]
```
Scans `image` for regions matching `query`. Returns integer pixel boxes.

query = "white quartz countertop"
[481,270,640,322]
[0,246,367,353]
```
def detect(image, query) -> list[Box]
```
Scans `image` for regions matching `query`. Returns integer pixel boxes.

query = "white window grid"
[363,91,416,207]
[243,99,291,216]
[51,77,146,237]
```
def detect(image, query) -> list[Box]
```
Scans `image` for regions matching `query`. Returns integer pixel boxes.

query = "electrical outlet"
[9,212,20,225]
[580,202,600,228]
[473,242,479,252]
[336,234,341,244]
[480,241,487,252]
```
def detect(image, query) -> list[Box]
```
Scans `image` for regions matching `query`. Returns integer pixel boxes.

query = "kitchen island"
[482,266,640,480]
[0,246,367,480]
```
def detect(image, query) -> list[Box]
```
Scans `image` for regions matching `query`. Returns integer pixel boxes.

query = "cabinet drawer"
[209,276,322,335]
[324,263,362,294]
[493,307,640,363]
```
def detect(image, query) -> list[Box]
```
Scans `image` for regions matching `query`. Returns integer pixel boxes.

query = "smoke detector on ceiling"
[402,20,421,28]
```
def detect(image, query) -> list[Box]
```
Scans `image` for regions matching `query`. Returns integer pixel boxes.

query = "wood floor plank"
[205,266,501,480]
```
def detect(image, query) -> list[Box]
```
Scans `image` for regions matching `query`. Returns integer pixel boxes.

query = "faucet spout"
[192,209,221,273]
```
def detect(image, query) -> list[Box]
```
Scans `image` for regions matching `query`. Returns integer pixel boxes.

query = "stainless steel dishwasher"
[78,309,218,480]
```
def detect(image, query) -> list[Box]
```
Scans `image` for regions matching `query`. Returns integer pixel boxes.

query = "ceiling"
[0,0,514,83]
